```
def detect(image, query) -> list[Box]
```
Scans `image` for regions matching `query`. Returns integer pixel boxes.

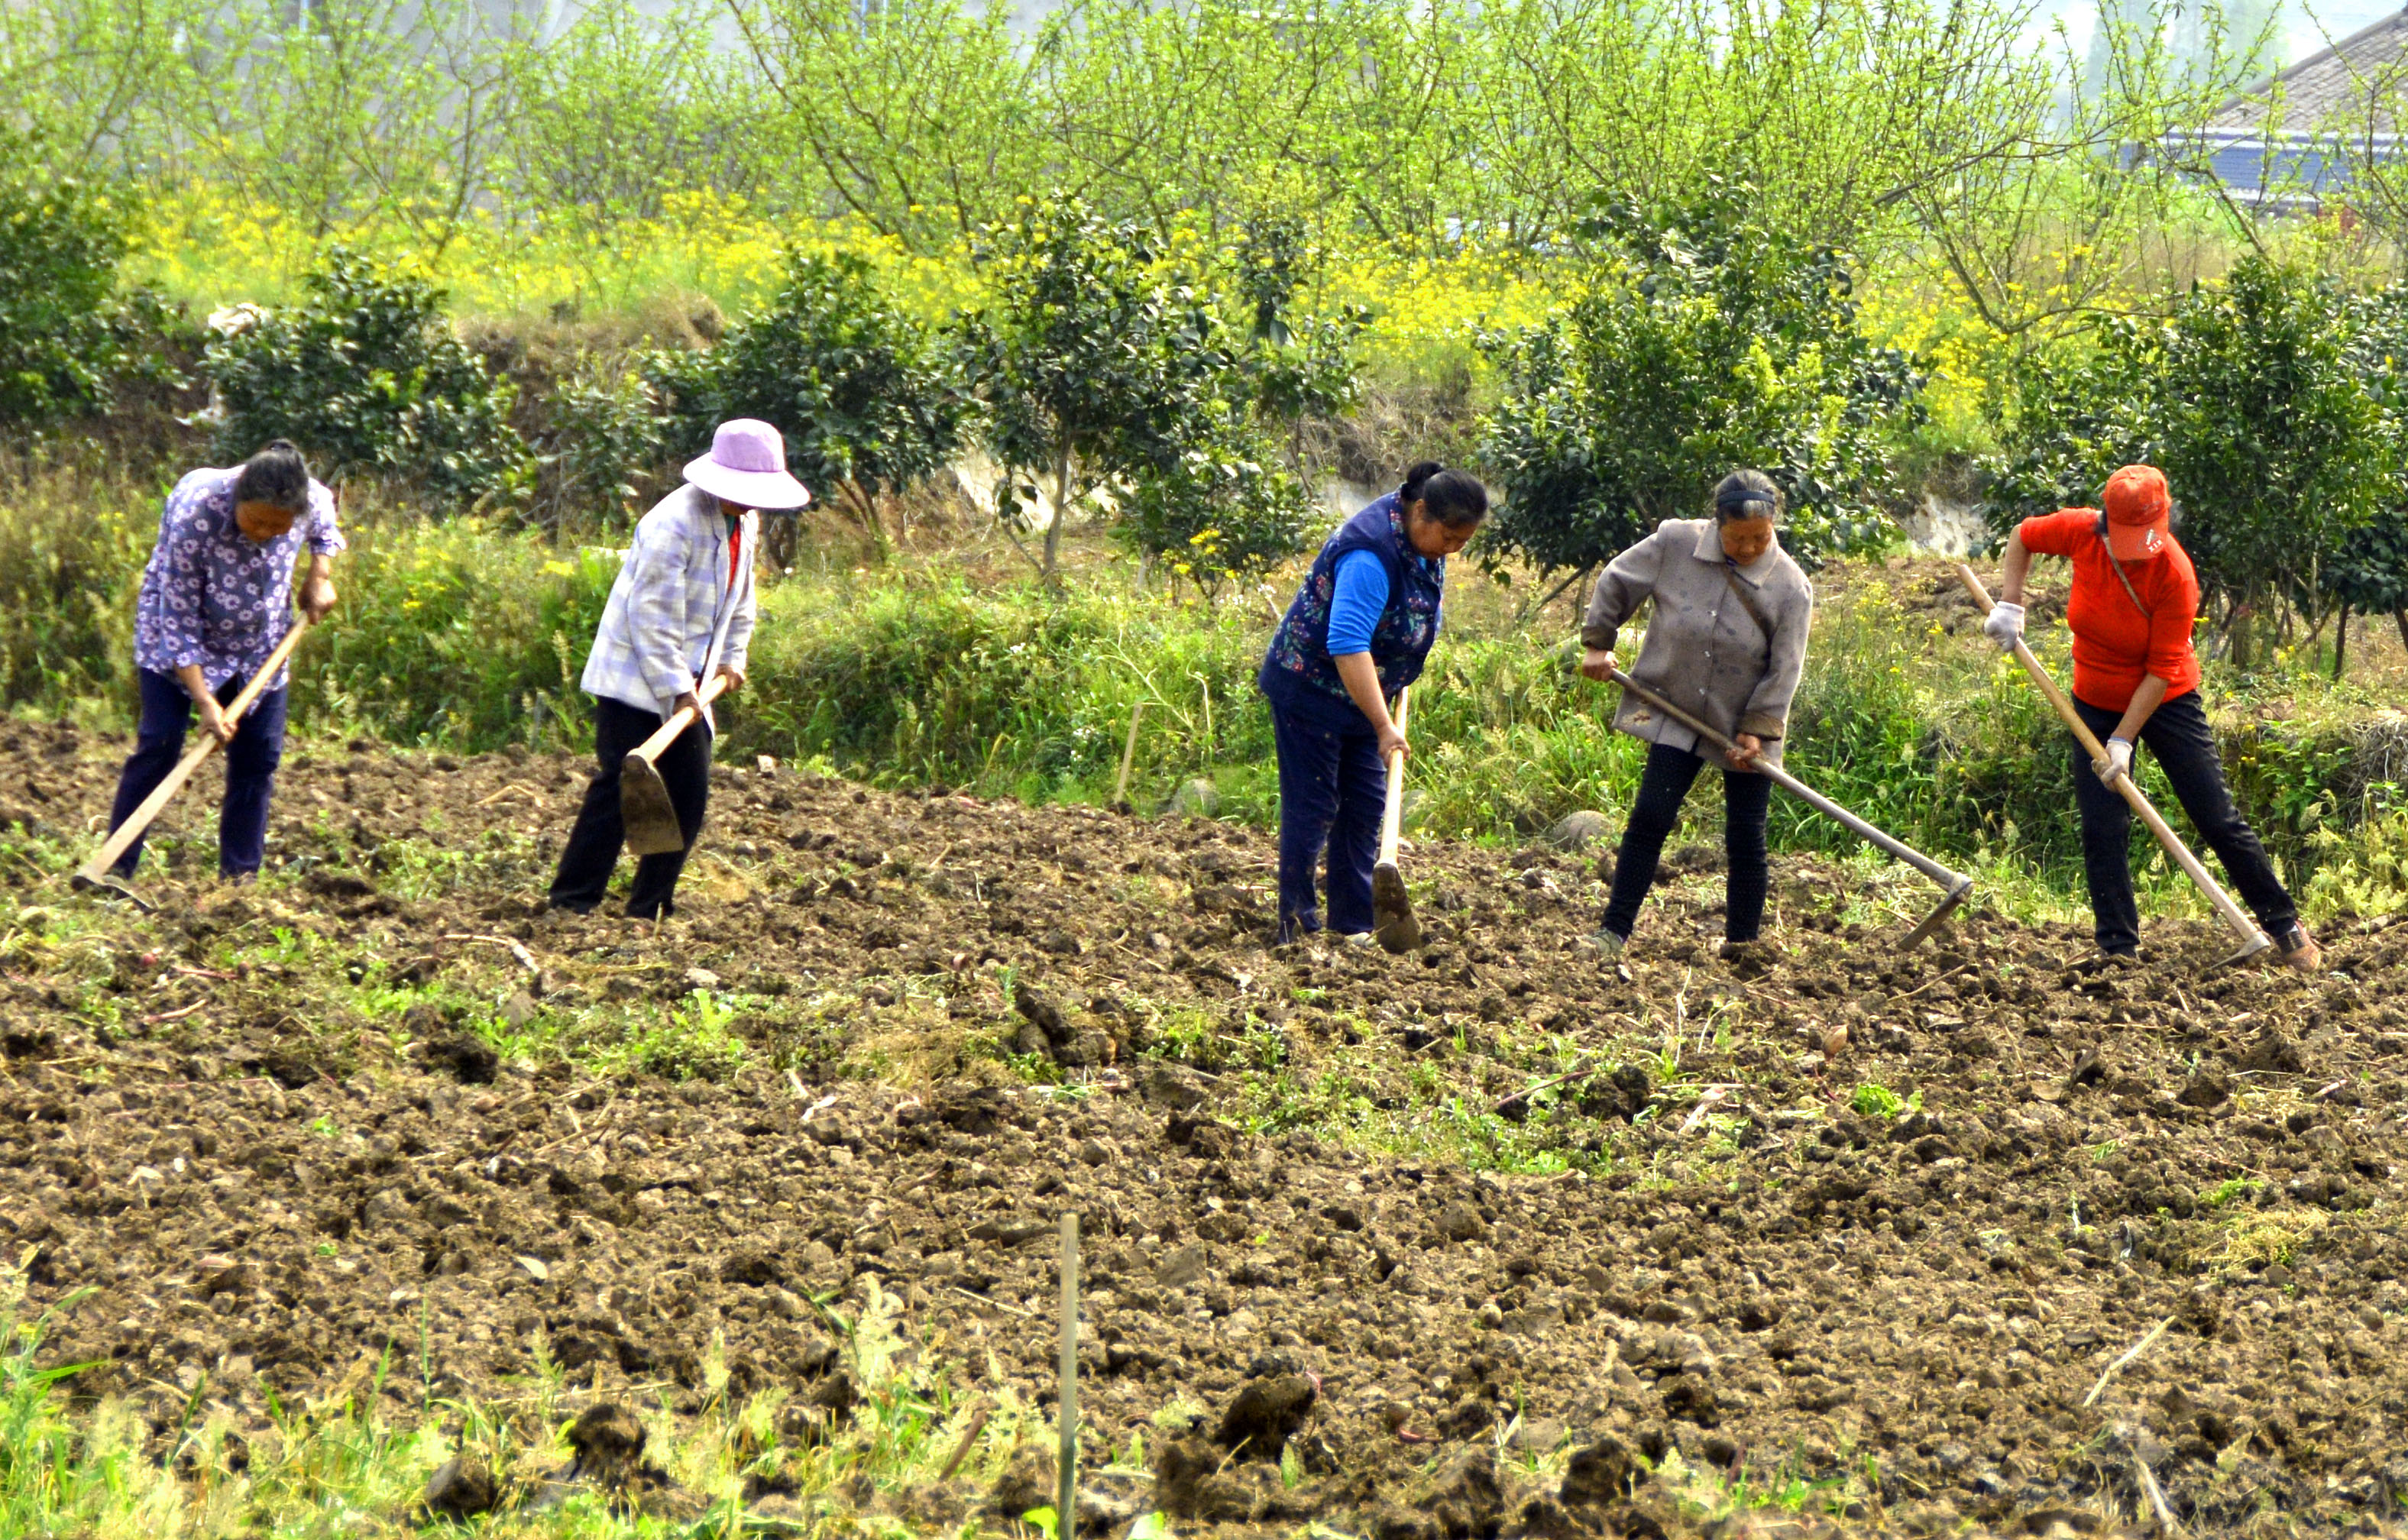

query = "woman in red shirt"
[1986,464,2319,969]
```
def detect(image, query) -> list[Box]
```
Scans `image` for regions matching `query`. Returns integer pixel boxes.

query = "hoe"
[621,673,730,856]
[1371,686,1421,953]
[1606,667,1973,950]
[1954,564,2270,969]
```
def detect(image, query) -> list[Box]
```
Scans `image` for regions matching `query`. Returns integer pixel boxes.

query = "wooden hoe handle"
[1607,667,1969,896]
[1951,563,2267,956]
[627,671,731,768]
[76,618,315,887]
[1377,687,1411,868]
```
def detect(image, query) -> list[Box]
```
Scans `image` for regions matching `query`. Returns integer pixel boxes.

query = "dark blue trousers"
[107,668,289,878]
[1270,697,1386,940]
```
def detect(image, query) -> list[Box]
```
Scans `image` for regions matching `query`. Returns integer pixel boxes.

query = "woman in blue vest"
[1258,461,1489,943]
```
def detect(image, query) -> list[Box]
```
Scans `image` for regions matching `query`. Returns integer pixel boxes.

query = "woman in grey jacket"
[1577,470,1814,960]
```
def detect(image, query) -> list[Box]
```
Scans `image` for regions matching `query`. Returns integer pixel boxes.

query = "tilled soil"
[3,717,2408,1536]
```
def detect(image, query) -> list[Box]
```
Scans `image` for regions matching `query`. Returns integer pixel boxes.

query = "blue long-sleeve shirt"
[1325,548,1442,656]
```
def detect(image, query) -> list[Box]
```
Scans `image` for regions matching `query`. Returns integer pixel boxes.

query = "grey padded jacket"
[1579,518,1814,765]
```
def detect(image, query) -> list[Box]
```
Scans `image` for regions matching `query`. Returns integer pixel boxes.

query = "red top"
[2017,508,2201,711]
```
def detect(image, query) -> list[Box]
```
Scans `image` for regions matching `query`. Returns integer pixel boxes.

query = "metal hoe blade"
[620,754,688,856]
[2208,933,2276,972]
[1896,878,1972,953]
[1371,861,1420,954]
[68,871,155,913]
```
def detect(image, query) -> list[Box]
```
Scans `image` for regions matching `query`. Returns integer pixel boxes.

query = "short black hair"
[233,440,312,513]
[1711,468,1783,525]
[1400,461,1489,530]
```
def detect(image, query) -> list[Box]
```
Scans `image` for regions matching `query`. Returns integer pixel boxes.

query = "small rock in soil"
[567,1402,646,1478]
[430,1033,499,1084]
[1154,1242,1209,1289]
[1419,1448,1503,1540]
[1145,1062,1208,1110]
[1543,811,1611,851]
[422,1455,499,1519]
[1558,1438,1639,1507]
[2239,1030,2306,1073]
[1433,1201,1487,1243]
[1155,1435,1255,1522]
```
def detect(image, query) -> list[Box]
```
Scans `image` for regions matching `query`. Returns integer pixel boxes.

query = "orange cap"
[2101,464,2170,561]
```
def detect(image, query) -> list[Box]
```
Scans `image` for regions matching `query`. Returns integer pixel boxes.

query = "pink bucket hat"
[683,419,811,510]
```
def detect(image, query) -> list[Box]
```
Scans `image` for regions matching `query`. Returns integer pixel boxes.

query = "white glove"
[2096,736,2133,785]
[1982,600,2026,652]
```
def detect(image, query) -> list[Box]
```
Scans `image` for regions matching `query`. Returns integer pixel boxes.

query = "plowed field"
[2,717,2405,1536]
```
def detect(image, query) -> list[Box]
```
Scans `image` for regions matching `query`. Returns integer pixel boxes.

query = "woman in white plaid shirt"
[549,420,811,919]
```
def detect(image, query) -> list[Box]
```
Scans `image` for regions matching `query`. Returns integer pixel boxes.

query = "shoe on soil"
[1338,931,1377,948]
[1581,928,1627,960]
[2276,923,2321,973]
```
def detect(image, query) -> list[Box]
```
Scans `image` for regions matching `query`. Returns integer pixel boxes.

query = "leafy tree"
[1115,403,1317,600]
[2326,285,2408,668]
[651,250,971,557]
[960,195,1236,578]
[202,247,529,507]
[1474,183,1922,578]
[0,144,170,429]
[1229,215,1367,466]
[1985,258,2393,665]
[532,362,667,535]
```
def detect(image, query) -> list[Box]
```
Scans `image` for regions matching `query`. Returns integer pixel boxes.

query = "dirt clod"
[1214,1373,1319,1458]
[421,1455,498,1519]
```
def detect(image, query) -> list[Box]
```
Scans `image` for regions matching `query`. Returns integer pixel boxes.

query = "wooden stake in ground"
[1371,687,1421,954]
[1952,564,2270,967]
[1057,1212,1080,1540]
[74,617,315,892]
[1112,701,1147,812]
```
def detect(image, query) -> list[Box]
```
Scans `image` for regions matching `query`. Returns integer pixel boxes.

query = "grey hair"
[233,440,312,513]
[1711,468,1784,525]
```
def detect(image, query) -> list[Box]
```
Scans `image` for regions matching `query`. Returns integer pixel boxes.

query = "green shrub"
[1114,406,1319,600]
[531,361,667,535]
[202,248,531,509]
[1475,182,1923,578]
[1985,258,2393,665]
[961,195,1248,576]
[294,513,618,748]
[0,146,170,429]
[649,251,971,551]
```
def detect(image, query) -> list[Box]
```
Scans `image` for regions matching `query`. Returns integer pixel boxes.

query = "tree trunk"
[842,480,888,562]
[1042,445,1073,578]
[2334,603,2350,682]
[2397,609,2408,656]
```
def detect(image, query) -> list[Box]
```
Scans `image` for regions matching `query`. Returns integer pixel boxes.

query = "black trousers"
[549,696,711,919]
[1601,740,1773,943]
[2071,691,2297,956]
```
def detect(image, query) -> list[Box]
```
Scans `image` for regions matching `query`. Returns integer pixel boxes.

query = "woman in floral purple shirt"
[105,441,342,879]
